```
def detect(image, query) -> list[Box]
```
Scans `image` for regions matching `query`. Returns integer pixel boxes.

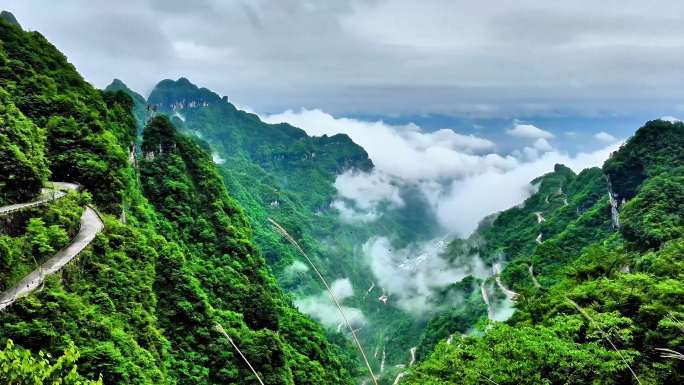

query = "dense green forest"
[139,77,443,370]
[403,120,684,384]
[1,7,683,385]
[0,13,358,384]
[113,74,684,384]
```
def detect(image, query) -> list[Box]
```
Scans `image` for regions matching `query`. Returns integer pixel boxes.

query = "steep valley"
[1,8,684,385]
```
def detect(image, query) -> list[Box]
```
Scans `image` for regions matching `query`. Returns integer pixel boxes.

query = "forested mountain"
[404,120,684,384]
[0,12,357,384]
[132,77,443,372]
[115,73,684,384]
[2,6,683,385]
[104,79,146,135]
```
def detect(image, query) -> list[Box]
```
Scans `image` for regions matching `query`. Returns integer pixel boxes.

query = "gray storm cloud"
[6,0,684,116]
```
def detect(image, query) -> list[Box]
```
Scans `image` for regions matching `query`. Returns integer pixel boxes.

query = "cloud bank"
[364,237,489,314]
[8,0,684,117]
[266,109,622,316]
[507,123,555,139]
[264,109,515,182]
[594,131,618,143]
[264,109,621,236]
[294,278,366,329]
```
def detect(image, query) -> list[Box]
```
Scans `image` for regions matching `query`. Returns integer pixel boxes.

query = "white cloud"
[329,278,354,299]
[263,109,503,181]
[593,131,617,143]
[284,260,309,275]
[429,142,620,236]
[265,107,623,319]
[363,237,489,315]
[506,123,554,139]
[9,0,684,117]
[660,115,681,123]
[211,152,225,164]
[533,138,553,152]
[264,108,620,237]
[331,200,379,223]
[294,278,366,329]
[403,126,496,153]
[333,170,403,210]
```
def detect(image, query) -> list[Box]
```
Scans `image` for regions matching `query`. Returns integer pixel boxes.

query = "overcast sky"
[6,0,684,117]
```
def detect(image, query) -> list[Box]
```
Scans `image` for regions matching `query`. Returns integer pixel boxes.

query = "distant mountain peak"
[108,78,128,88]
[0,11,21,29]
[148,77,225,110]
[176,77,193,85]
[104,78,145,103]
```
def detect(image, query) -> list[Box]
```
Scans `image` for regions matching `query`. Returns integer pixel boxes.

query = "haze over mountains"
[5,1,684,144]
[1,5,683,385]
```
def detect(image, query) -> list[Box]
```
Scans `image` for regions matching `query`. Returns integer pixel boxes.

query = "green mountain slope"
[105,79,147,134]
[411,162,611,361]
[0,14,135,213]
[405,120,684,384]
[0,13,356,385]
[141,77,443,373]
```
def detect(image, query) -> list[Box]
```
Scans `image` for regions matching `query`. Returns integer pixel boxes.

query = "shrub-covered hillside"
[138,77,442,370]
[410,162,612,362]
[404,120,684,384]
[0,13,357,385]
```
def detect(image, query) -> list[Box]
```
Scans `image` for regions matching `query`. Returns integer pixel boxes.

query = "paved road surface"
[0,182,79,216]
[0,206,103,310]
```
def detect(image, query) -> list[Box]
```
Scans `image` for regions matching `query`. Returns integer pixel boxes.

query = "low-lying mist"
[264,108,621,318]
[294,278,366,329]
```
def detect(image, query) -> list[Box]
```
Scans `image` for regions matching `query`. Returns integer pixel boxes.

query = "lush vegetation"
[144,77,443,370]
[138,116,356,384]
[0,339,102,385]
[3,8,683,384]
[0,190,82,290]
[405,120,684,384]
[0,16,135,212]
[0,13,357,385]
[0,87,49,204]
[104,79,147,136]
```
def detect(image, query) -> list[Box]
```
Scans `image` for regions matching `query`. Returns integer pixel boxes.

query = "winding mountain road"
[493,264,519,300]
[0,182,78,216]
[0,183,103,311]
[528,264,542,288]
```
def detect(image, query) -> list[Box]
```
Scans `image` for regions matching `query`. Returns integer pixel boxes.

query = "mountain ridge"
[0,14,358,384]
[404,120,684,384]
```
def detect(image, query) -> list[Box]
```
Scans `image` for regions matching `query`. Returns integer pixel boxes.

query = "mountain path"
[0,182,78,216]
[493,264,519,300]
[528,264,542,288]
[0,183,103,311]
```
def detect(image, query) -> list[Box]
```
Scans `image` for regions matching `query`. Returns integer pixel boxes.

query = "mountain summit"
[0,11,20,29]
